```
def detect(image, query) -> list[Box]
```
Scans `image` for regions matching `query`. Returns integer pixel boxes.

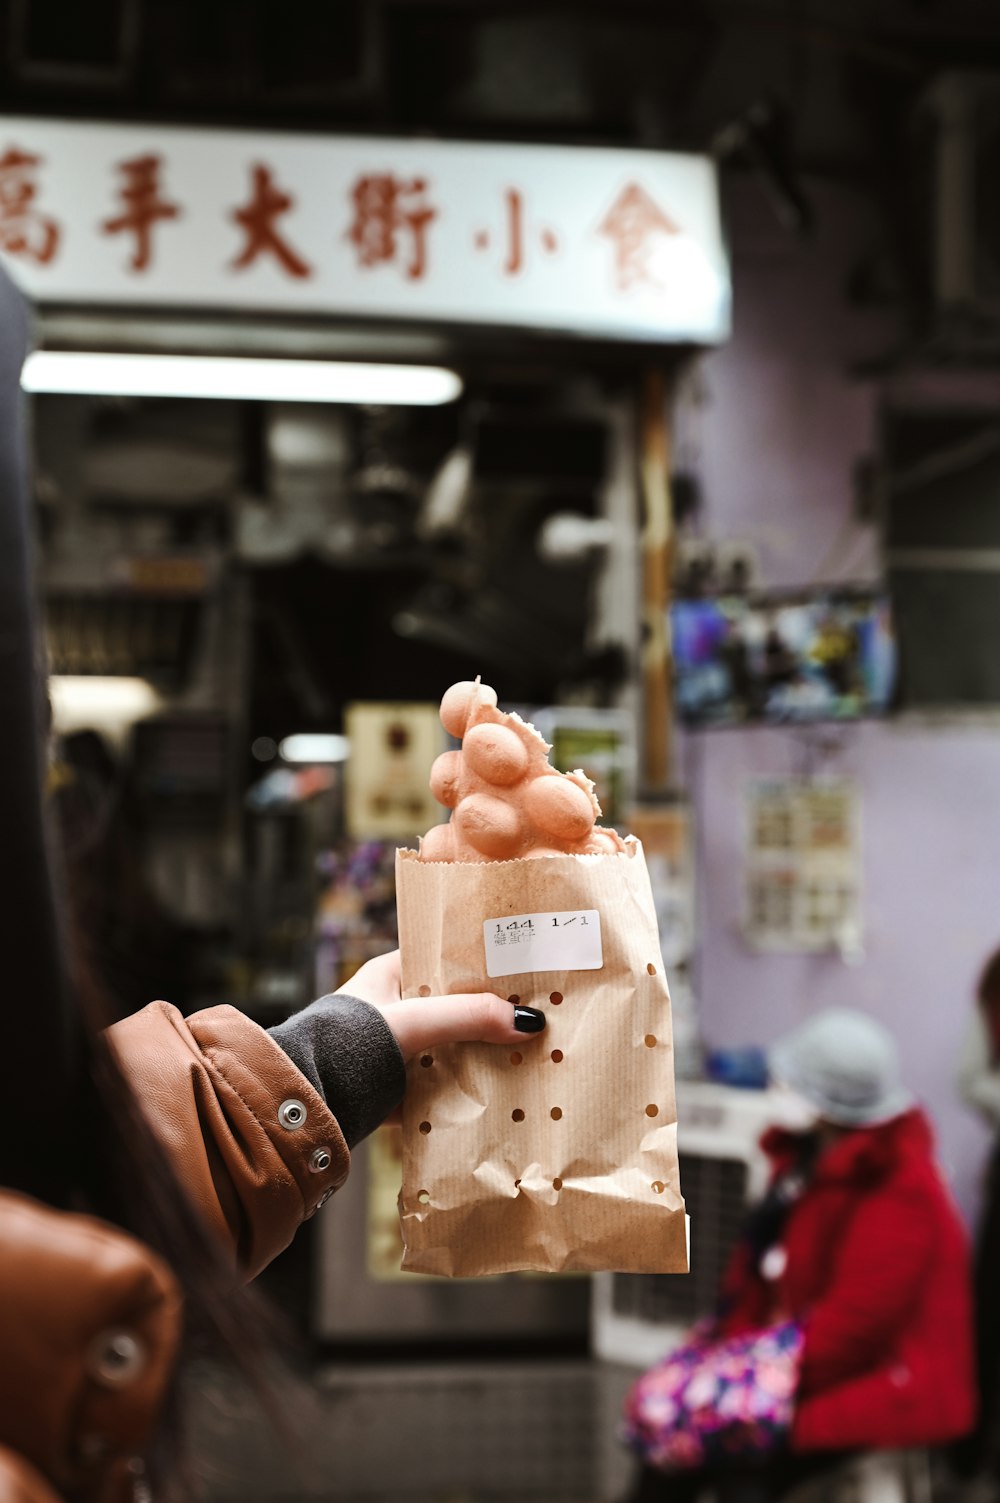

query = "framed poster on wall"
[744,777,861,955]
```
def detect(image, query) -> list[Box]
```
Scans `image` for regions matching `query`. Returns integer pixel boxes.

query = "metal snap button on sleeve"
[309,1147,333,1173]
[278,1099,307,1130]
[87,1330,146,1386]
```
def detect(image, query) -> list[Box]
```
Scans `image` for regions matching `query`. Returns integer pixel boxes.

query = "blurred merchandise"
[744,778,862,956]
[705,1047,770,1091]
[671,591,896,729]
[313,839,399,997]
[245,765,335,811]
[344,701,444,840]
[622,1319,803,1473]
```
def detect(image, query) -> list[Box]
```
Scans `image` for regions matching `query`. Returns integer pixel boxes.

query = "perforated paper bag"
[396,839,688,1277]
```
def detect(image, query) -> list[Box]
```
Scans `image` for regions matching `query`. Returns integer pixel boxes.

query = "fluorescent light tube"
[49,676,161,741]
[21,351,463,406]
[279,733,350,764]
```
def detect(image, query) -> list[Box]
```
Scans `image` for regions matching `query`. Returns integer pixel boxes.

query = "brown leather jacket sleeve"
[0,1446,62,1503]
[107,1002,349,1280]
[0,1191,182,1503]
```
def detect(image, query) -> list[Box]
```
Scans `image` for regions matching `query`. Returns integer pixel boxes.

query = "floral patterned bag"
[621,1321,804,1473]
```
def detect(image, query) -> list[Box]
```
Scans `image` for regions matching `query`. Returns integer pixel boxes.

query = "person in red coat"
[626,1008,976,1503]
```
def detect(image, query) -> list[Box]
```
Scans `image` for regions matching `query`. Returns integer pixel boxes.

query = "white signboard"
[0,117,730,343]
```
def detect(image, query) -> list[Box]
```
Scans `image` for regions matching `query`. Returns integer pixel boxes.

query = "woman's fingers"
[337,950,547,1060]
[372,992,546,1061]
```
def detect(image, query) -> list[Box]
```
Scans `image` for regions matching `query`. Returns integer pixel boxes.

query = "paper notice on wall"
[345,702,444,840]
[744,777,861,954]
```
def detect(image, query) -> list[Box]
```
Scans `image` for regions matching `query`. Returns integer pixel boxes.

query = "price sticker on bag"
[482,910,603,977]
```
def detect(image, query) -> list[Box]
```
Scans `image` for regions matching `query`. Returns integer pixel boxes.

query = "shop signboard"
[0,117,730,342]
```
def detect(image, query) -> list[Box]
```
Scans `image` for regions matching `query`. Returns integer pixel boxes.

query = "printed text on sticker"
[483,910,603,978]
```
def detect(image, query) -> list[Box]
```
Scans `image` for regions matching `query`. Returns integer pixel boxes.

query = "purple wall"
[682,178,1000,1219]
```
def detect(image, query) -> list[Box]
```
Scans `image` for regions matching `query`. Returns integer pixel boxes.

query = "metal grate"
[191,1360,600,1502]
[612,1153,748,1326]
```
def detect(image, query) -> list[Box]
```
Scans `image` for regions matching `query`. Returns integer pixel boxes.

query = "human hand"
[336,949,546,1062]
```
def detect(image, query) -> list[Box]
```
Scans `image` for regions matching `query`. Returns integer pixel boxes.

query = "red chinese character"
[596,182,680,291]
[230,163,311,279]
[473,188,559,277]
[0,148,60,265]
[502,187,525,276]
[347,174,436,281]
[102,154,180,272]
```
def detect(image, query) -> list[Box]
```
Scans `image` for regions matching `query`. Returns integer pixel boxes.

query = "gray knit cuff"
[268,994,406,1149]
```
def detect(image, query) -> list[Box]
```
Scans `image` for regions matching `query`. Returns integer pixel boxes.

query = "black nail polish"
[513,1006,546,1034]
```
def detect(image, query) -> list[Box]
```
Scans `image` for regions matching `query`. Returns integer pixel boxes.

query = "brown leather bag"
[0,1192,182,1503]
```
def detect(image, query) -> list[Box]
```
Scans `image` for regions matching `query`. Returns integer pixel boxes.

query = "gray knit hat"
[768,1007,913,1127]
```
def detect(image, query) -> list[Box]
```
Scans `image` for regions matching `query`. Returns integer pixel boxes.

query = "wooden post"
[639,365,675,796]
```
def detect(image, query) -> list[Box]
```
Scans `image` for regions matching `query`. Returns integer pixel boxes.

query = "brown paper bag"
[396,839,688,1276]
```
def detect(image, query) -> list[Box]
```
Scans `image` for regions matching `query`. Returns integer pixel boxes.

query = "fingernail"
[513,1006,546,1034]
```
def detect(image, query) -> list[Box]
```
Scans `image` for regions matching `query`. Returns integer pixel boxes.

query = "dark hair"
[0,268,304,1499]
[978,948,1000,1014]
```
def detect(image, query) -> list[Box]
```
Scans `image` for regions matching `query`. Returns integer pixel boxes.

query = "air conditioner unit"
[592,1080,778,1369]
